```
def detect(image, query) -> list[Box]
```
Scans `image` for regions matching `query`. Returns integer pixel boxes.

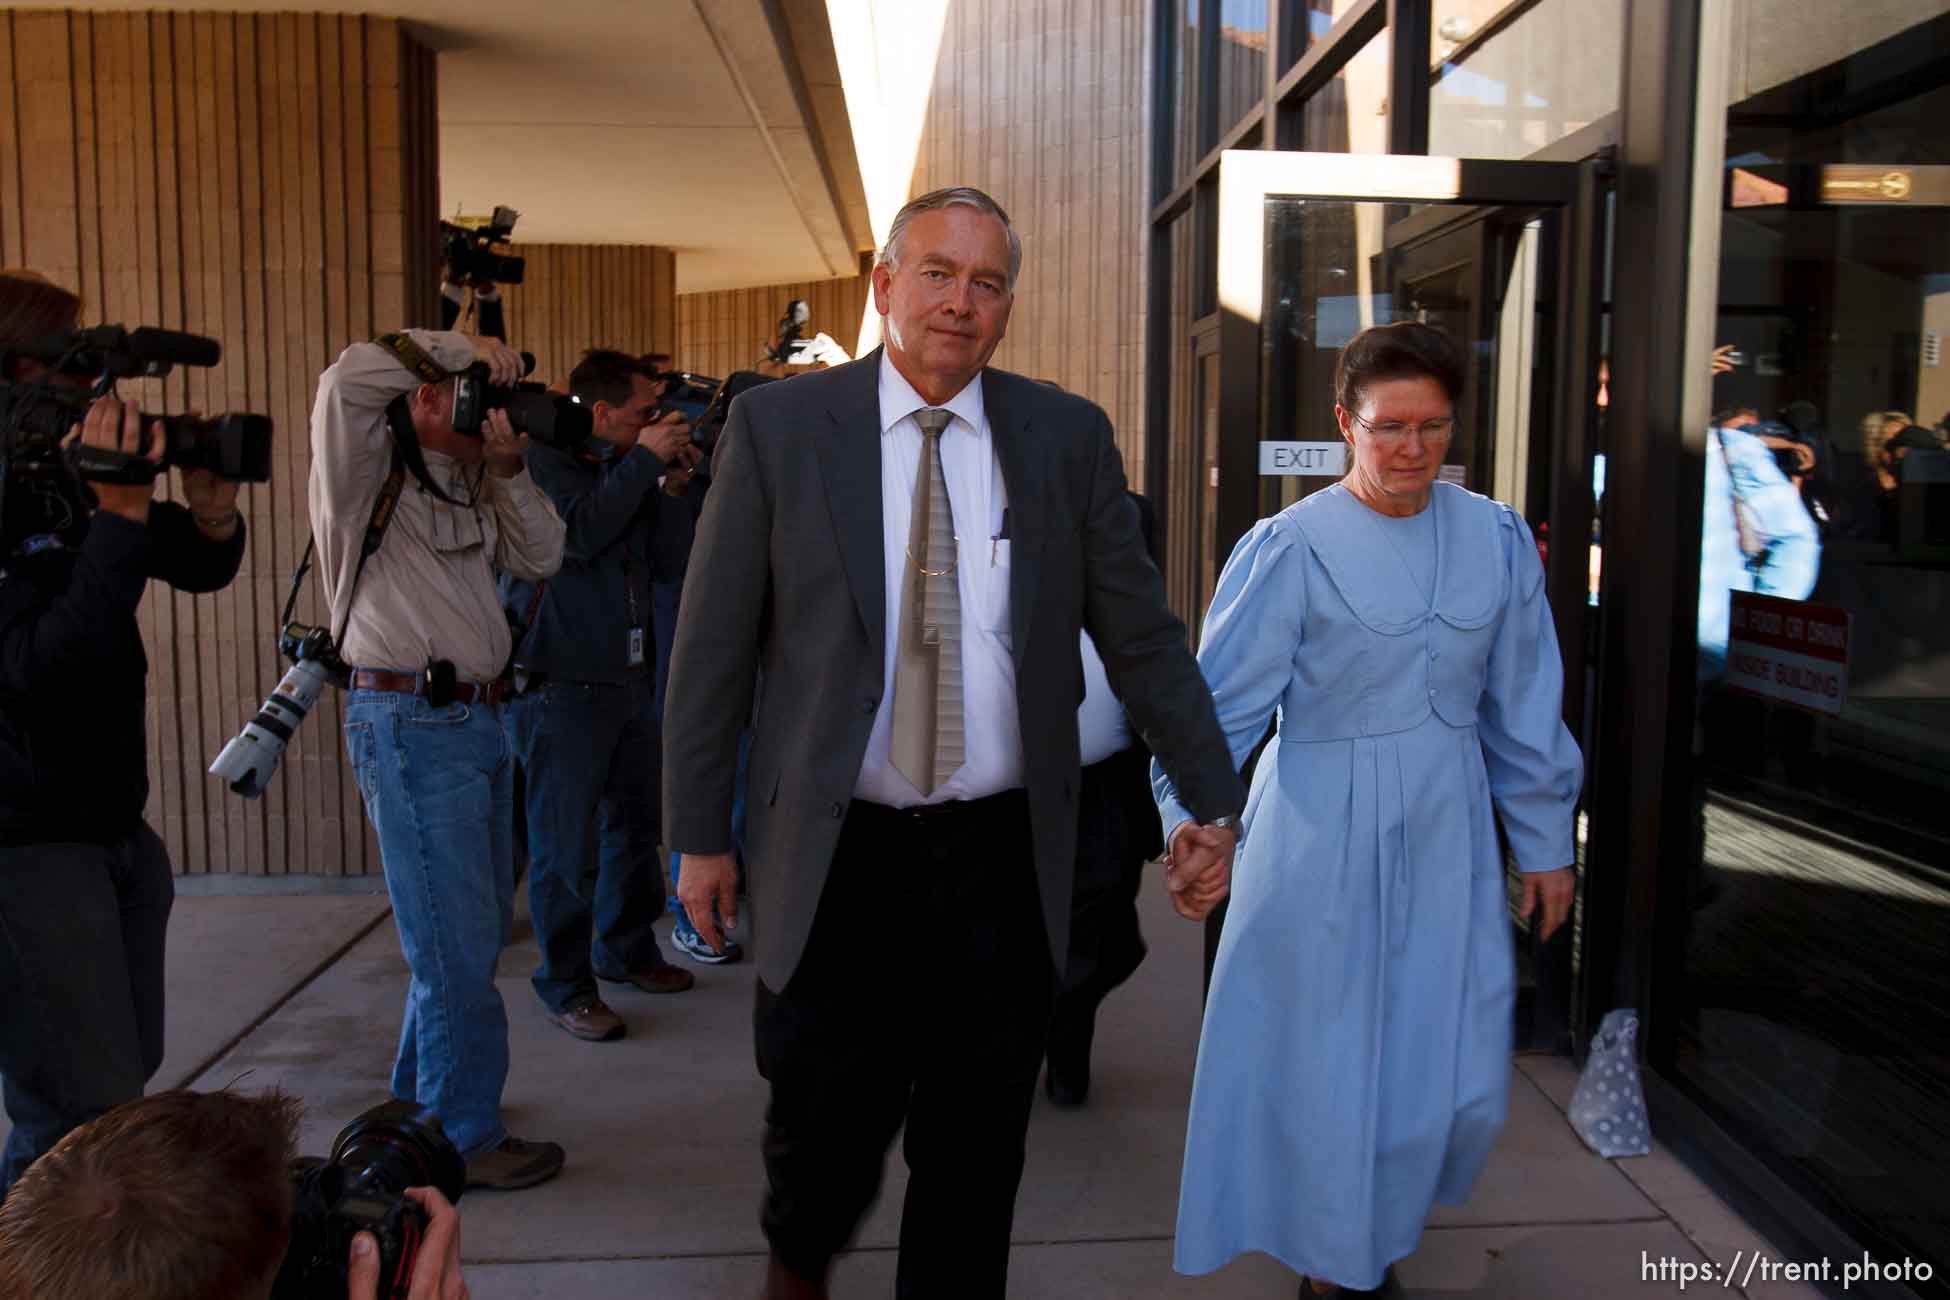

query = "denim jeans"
[345,690,515,1159]
[0,826,172,1198]
[669,729,750,940]
[506,676,668,1013]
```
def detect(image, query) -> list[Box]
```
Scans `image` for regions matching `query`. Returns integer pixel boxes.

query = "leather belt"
[350,669,513,708]
[854,788,1028,826]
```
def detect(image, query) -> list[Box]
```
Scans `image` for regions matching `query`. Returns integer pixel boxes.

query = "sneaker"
[549,997,625,1041]
[465,1135,565,1191]
[671,922,743,965]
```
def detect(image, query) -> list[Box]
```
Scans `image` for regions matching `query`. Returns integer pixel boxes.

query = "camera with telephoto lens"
[270,1100,466,1300]
[439,205,524,288]
[451,354,591,451]
[209,623,348,799]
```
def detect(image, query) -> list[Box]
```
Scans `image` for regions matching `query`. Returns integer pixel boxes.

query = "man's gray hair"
[877,187,1023,291]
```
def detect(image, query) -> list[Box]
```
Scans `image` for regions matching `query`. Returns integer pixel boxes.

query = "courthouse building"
[0,0,1944,1292]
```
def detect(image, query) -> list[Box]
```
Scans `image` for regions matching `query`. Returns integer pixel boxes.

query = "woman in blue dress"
[1156,322,1583,1296]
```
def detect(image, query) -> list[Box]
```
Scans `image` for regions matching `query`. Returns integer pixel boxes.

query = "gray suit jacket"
[663,350,1245,991]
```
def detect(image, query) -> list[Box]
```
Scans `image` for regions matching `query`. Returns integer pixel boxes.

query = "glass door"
[1210,150,1605,1049]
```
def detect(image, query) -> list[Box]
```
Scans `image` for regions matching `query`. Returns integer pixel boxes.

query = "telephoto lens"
[272,1101,466,1300]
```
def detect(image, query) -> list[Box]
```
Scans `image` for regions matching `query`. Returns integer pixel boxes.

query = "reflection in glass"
[1217,0,1269,138]
[1671,7,1950,1289]
[1428,0,1624,159]
[1175,0,1201,184]
[1300,28,1391,158]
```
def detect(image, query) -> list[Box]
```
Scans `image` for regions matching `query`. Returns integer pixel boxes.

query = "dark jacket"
[504,439,702,684]
[662,350,1246,990]
[0,505,246,845]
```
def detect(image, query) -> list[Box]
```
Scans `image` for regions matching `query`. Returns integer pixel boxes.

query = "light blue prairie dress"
[1156,481,1583,1289]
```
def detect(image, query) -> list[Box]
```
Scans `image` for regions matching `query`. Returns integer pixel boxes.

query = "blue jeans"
[669,730,750,939]
[345,690,515,1159]
[506,676,668,1013]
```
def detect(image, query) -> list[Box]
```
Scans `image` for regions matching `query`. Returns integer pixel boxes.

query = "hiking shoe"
[671,923,743,965]
[599,963,695,994]
[465,1135,565,1190]
[550,997,625,1041]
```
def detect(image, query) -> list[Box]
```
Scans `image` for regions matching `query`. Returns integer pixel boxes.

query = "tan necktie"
[890,408,964,795]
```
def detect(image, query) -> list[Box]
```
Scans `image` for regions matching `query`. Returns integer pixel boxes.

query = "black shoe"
[1044,1061,1089,1108]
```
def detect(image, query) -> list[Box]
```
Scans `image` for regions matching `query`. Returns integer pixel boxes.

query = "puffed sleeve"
[1479,511,1584,873]
[1153,513,1306,846]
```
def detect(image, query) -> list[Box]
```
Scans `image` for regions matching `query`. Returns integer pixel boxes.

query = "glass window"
[1428,0,1625,159]
[1217,0,1270,137]
[1175,0,1202,184]
[1665,5,1950,1285]
[1298,27,1391,155]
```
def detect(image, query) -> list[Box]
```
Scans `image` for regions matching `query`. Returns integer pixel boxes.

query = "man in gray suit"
[663,186,1245,1299]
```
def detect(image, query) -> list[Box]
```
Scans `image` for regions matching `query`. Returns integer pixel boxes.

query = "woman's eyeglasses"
[1349,413,1457,445]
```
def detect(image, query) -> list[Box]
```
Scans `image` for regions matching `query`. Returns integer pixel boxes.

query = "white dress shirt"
[854,355,1023,806]
[1076,632,1133,766]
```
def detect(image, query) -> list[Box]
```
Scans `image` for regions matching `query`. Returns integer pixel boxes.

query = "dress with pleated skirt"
[1155,482,1583,1290]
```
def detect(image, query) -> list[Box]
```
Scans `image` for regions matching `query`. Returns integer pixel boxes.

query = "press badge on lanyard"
[624,556,646,667]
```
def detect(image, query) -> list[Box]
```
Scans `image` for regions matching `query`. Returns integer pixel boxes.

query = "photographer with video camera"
[502,349,702,1041]
[0,270,249,1199]
[309,322,565,1192]
[0,1088,468,1300]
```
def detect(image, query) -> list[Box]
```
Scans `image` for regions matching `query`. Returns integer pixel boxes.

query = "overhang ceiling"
[54,0,873,293]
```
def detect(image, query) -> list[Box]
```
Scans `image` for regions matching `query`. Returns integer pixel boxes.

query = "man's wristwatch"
[1208,814,1241,839]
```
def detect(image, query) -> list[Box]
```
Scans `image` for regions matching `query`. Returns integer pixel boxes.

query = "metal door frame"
[1209,148,1607,1049]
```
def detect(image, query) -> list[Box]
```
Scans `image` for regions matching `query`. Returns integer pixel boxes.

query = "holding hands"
[1165,820,1238,922]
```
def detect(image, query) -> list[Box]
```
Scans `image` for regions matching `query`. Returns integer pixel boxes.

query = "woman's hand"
[1520,866,1576,942]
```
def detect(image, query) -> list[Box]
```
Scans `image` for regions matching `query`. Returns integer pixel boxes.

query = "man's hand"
[1711,343,1740,376]
[1520,866,1576,942]
[1164,821,1237,922]
[807,331,852,368]
[662,442,703,496]
[676,852,739,955]
[638,408,692,464]
[346,1186,466,1300]
[481,407,528,479]
[471,337,526,386]
[64,396,160,524]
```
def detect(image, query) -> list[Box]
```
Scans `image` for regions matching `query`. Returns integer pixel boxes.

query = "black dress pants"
[754,790,1055,1298]
[0,825,173,1197]
[1047,749,1151,1075]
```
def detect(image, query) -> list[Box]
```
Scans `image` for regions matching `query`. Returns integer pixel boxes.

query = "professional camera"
[439,205,524,288]
[209,624,346,798]
[270,1100,466,1300]
[764,299,814,365]
[451,355,592,451]
[689,370,778,458]
[0,325,273,546]
[655,370,718,426]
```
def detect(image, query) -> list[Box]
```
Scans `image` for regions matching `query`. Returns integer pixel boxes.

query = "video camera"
[271,1099,466,1300]
[451,351,591,450]
[764,299,815,365]
[0,325,273,546]
[439,205,524,288]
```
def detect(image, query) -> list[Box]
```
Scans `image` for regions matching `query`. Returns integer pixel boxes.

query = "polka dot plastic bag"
[1569,1008,1652,1158]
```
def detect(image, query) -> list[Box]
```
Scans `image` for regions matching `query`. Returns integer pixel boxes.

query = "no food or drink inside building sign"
[1725,591,1850,716]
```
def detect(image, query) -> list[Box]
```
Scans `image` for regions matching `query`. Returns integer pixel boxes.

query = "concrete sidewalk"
[5,881,1819,1299]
